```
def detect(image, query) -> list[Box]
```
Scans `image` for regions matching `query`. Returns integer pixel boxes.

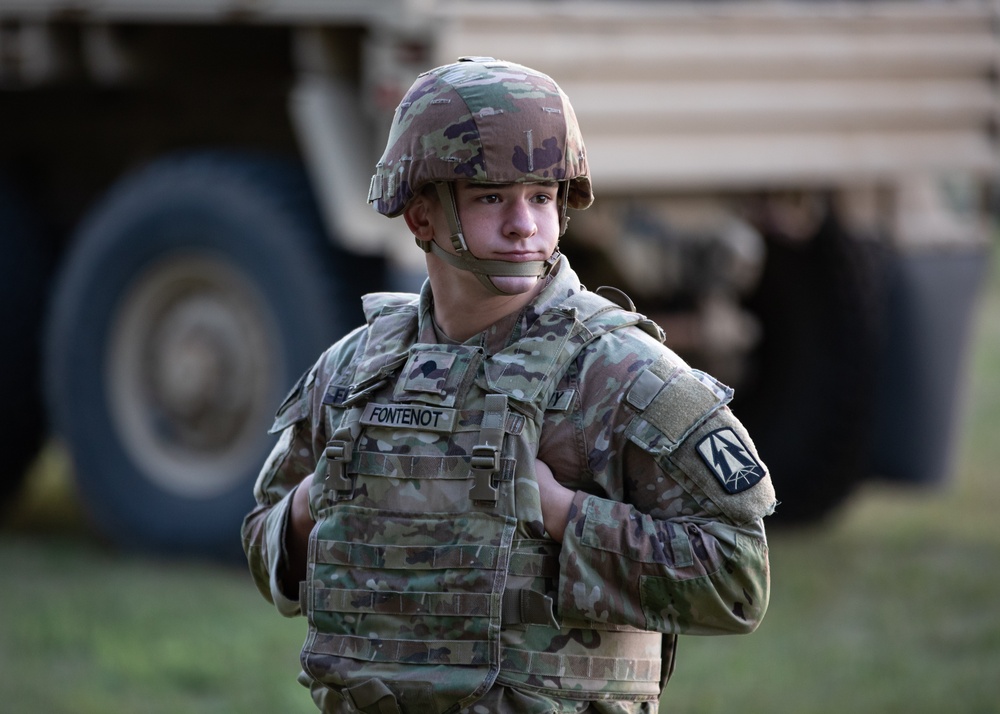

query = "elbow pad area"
[639,522,769,635]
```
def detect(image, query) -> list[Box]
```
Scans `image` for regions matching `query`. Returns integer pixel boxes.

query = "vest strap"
[501,588,559,628]
[349,452,516,483]
[313,540,503,570]
[499,647,662,684]
[507,549,560,577]
[324,437,353,492]
[307,588,561,634]
[309,632,491,665]
[310,587,492,617]
[469,394,507,503]
[323,406,364,500]
[344,678,401,714]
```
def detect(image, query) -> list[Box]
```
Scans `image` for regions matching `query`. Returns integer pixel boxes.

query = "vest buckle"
[469,444,499,502]
[324,438,354,494]
[470,444,500,471]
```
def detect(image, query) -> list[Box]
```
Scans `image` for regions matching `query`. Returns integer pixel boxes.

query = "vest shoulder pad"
[268,326,368,433]
[562,289,665,343]
[361,291,420,324]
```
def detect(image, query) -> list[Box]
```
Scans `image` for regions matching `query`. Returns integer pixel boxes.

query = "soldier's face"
[448,181,561,296]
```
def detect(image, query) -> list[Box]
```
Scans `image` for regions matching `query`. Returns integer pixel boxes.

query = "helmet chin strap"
[417,182,563,296]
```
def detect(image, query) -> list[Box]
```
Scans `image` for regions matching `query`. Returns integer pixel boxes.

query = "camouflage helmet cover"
[368,56,593,217]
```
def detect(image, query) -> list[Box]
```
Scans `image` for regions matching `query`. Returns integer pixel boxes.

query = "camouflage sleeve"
[241,327,367,616]
[553,334,776,636]
[241,363,324,616]
[241,433,317,616]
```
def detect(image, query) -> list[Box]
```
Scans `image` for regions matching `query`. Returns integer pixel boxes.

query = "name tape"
[360,403,457,433]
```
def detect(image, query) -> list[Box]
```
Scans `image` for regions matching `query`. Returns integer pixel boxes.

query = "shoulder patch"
[696,427,766,494]
[670,413,776,524]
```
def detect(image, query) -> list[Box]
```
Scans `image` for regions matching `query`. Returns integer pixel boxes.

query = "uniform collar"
[417,254,582,355]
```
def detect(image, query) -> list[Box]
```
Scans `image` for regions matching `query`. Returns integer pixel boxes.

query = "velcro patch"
[631,367,727,449]
[401,350,457,395]
[547,389,576,411]
[696,428,766,494]
[322,384,352,407]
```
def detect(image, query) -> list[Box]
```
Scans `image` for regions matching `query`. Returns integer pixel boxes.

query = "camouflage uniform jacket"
[242,258,775,714]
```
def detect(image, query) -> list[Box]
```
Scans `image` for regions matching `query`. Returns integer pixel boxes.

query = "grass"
[2,456,314,713]
[0,521,314,713]
[3,246,999,713]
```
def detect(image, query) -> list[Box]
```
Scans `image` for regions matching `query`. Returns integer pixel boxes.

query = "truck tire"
[44,151,374,558]
[734,211,885,523]
[0,176,48,514]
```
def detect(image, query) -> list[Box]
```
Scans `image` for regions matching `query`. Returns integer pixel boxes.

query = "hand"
[534,459,575,543]
[281,473,316,598]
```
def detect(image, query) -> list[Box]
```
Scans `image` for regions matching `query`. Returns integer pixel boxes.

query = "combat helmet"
[368,56,593,294]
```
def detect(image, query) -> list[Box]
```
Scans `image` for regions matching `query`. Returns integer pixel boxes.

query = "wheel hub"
[108,253,281,498]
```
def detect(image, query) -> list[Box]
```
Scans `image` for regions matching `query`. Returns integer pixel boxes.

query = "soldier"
[242,56,776,714]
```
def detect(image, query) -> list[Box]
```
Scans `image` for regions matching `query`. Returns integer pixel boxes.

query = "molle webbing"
[309,629,491,666]
[304,587,557,630]
[305,540,562,625]
[324,399,524,500]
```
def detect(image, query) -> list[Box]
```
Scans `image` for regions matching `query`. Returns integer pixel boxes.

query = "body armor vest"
[300,291,664,714]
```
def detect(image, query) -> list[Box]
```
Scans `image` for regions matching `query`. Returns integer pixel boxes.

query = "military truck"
[1,0,995,558]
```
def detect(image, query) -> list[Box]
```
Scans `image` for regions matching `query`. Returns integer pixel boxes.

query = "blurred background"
[1,1,998,712]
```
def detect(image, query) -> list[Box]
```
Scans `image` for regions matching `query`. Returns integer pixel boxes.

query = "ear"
[403,195,436,244]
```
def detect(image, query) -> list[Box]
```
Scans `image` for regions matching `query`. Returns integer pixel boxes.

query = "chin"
[488,276,540,296]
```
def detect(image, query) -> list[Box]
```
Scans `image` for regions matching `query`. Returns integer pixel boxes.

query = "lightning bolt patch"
[695,428,766,494]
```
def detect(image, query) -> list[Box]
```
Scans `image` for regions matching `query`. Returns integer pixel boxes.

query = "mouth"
[497,251,544,262]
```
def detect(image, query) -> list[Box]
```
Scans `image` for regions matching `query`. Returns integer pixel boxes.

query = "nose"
[503,196,537,240]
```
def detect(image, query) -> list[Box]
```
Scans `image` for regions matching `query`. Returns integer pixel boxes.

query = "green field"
[3,248,999,713]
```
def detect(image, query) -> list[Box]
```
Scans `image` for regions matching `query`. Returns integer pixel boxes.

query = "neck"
[424,250,561,343]
[430,280,542,343]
